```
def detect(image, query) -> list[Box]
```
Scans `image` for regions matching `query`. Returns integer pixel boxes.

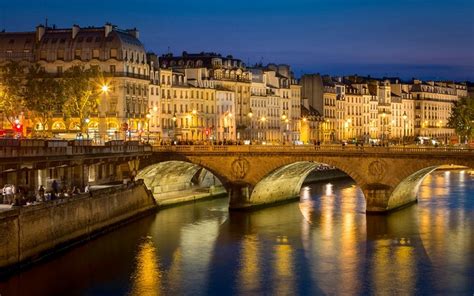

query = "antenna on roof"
[167,46,171,54]
[45,17,48,28]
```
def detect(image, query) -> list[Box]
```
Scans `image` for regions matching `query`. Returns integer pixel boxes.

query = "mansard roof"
[0,24,146,63]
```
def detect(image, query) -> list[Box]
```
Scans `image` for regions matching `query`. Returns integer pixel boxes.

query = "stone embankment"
[154,185,227,208]
[0,180,156,272]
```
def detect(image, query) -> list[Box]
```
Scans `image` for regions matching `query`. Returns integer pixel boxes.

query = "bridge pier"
[228,183,254,210]
[363,184,395,213]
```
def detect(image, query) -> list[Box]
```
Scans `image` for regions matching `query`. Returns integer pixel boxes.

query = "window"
[110,48,117,58]
[109,65,116,73]
[74,49,81,59]
[40,50,47,60]
[57,66,63,74]
[92,49,100,59]
[57,49,64,60]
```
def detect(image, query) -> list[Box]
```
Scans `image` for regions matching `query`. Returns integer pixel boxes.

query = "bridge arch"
[144,147,474,213]
[137,160,226,201]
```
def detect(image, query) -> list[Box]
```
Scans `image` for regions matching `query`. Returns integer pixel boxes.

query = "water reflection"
[0,171,472,295]
[129,237,161,296]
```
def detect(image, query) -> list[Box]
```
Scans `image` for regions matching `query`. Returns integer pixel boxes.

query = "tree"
[447,96,474,144]
[62,66,101,133]
[23,64,66,136]
[0,61,26,126]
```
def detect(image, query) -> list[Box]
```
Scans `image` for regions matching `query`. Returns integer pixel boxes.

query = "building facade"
[301,74,468,144]
[0,23,149,141]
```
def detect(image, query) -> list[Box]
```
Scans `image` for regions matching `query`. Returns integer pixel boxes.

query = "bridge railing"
[0,144,153,158]
[151,144,474,154]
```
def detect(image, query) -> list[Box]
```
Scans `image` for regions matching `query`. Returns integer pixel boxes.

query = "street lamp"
[247,110,253,142]
[85,118,90,139]
[347,118,352,140]
[99,84,110,142]
[172,113,177,142]
[260,116,267,142]
[402,111,407,145]
[382,112,386,145]
[281,113,288,144]
[223,111,232,141]
[344,119,351,142]
[146,113,152,143]
[191,109,197,141]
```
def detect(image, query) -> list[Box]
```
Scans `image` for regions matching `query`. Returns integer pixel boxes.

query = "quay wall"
[0,181,156,271]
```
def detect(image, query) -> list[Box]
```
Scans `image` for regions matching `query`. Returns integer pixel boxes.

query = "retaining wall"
[0,181,156,271]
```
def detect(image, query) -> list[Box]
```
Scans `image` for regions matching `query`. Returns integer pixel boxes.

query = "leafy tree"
[447,96,474,143]
[62,66,101,133]
[0,61,26,126]
[23,64,66,136]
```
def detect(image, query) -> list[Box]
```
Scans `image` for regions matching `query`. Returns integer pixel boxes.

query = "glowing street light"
[101,84,109,93]
[403,111,408,145]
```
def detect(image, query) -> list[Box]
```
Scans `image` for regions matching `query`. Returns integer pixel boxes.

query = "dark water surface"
[1,170,473,295]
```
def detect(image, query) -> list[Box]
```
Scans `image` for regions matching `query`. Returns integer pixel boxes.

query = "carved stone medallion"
[231,157,250,179]
[368,160,385,180]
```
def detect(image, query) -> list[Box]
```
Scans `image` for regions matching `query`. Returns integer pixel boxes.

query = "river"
[0,170,473,295]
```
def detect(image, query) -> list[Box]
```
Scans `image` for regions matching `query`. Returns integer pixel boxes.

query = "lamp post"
[302,117,308,144]
[172,113,177,143]
[224,111,232,141]
[191,109,197,142]
[99,84,109,142]
[247,110,253,142]
[402,111,407,146]
[146,112,152,143]
[84,118,90,140]
[260,116,267,143]
[343,119,351,142]
[381,112,386,145]
[281,113,287,144]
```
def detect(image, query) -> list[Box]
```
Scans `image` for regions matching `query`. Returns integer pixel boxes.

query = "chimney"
[104,23,113,37]
[127,28,139,39]
[36,25,45,42]
[72,24,80,39]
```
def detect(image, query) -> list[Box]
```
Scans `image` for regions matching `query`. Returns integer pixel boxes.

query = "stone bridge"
[140,145,474,213]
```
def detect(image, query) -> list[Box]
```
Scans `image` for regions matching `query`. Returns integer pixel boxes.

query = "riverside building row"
[0,24,301,143]
[0,23,469,144]
[301,74,469,144]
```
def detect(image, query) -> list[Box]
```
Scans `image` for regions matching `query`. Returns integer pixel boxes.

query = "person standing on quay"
[38,185,45,202]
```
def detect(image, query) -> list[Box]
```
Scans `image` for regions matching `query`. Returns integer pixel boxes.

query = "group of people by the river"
[1,180,91,207]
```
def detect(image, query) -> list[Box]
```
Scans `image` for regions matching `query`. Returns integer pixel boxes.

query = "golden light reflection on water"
[273,240,294,296]
[237,235,261,295]
[417,170,473,291]
[129,238,161,296]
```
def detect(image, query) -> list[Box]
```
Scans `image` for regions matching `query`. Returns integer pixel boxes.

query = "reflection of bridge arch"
[142,146,474,213]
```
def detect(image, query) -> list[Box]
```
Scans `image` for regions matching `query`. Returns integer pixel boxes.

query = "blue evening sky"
[1,0,473,80]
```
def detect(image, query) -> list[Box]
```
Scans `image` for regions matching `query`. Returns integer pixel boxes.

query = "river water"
[0,170,473,295]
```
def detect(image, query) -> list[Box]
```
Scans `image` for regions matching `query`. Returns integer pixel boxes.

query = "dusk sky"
[1,0,473,80]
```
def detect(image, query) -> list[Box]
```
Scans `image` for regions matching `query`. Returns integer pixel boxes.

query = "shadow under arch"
[136,160,226,198]
[249,161,352,208]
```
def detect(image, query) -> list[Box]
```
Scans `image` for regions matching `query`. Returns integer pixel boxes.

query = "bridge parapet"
[152,144,474,156]
[0,143,152,158]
